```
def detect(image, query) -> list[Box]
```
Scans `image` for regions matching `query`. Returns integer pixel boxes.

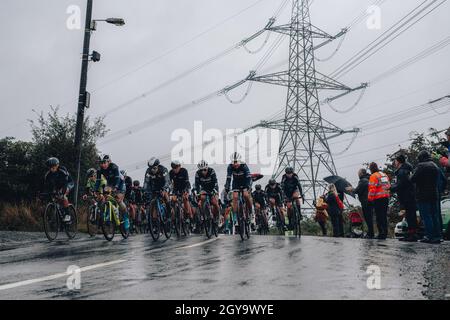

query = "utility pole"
[245,0,367,210]
[73,0,93,209]
[72,1,124,208]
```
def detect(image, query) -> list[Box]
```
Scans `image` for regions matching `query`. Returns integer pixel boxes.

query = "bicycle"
[147,192,172,241]
[197,191,218,239]
[171,192,190,238]
[288,196,303,237]
[234,189,250,241]
[268,201,284,235]
[86,194,102,237]
[255,206,269,235]
[41,192,78,242]
[98,193,130,241]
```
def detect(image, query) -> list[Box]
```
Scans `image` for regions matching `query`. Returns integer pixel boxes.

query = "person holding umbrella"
[325,184,345,237]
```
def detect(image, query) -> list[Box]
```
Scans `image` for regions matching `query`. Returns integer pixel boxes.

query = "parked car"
[394,210,425,239]
[441,198,450,240]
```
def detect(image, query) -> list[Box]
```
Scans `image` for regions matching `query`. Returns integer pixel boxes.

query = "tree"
[0,107,108,203]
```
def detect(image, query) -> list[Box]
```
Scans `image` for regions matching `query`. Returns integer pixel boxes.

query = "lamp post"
[73,0,124,208]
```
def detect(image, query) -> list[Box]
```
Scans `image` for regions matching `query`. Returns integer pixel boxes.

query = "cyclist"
[169,160,193,222]
[265,178,287,230]
[82,168,106,200]
[281,167,305,230]
[122,170,134,203]
[43,157,74,222]
[224,152,253,222]
[143,157,171,220]
[95,154,129,230]
[194,160,220,219]
[252,184,268,228]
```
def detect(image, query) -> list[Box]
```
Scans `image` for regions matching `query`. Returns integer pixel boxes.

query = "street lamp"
[73,0,125,209]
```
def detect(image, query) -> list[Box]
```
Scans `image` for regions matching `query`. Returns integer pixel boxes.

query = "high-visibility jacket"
[368,171,391,202]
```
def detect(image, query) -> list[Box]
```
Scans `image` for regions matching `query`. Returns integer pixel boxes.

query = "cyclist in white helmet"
[224,152,253,222]
[194,160,221,219]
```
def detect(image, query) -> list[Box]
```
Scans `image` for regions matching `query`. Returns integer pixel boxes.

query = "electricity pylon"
[247,0,367,209]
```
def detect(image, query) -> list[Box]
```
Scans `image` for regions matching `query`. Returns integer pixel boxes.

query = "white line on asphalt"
[177,237,219,249]
[0,259,127,291]
[445,293,450,299]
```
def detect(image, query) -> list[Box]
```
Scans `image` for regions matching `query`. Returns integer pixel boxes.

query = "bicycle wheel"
[244,210,250,239]
[119,211,130,239]
[275,208,284,235]
[202,203,212,239]
[174,203,182,237]
[43,203,59,241]
[87,205,99,237]
[212,213,218,238]
[148,206,160,241]
[162,205,172,239]
[237,204,245,241]
[64,205,78,239]
[101,203,115,241]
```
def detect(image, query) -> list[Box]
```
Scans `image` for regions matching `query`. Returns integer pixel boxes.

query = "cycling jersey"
[281,173,304,199]
[265,183,283,206]
[169,167,191,193]
[131,186,144,204]
[95,163,124,192]
[252,190,267,209]
[44,166,74,193]
[194,168,218,194]
[225,163,252,191]
[86,175,106,194]
[124,175,133,200]
[143,165,170,194]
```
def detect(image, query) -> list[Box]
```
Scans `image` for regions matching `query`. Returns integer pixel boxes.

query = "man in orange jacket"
[368,162,391,240]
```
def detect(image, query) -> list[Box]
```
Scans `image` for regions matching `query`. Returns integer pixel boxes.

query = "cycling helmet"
[120,170,127,177]
[133,180,140,187]
[171,160,181,169]
[46,157,59,168]
[230,152,242,162]
[86,168,97,177]
[269,179,276,185]
[197,160,208,170]
[255,184,262,191]
[147,157,160,168]
[99,154,111,163]
[285,167,294,174]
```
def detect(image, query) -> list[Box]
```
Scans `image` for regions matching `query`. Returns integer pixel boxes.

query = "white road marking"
[0,259,127,291]
[0,237,221,291]
[445,293,450,299]
[177,237,219,249]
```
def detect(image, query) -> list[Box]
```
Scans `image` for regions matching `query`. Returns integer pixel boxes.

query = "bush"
[0,202,42,231]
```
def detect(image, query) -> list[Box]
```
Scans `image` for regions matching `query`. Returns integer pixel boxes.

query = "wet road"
[0,232,449,300]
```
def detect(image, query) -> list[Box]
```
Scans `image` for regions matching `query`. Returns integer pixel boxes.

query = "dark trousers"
[361,204,374,237]
[373,197,389,238]
[318,221,327,236]
[330,213,344,237]
[417,201,441,240]
[402,198,418,233]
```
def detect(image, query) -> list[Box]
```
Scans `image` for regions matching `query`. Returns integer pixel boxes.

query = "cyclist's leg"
[182,192,193,219]
[292,190,302,219]
[211,195,220,218]
[232,191,239,214]
[242,189,253,218]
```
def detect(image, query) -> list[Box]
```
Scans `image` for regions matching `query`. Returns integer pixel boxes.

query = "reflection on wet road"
[0,233,448,300]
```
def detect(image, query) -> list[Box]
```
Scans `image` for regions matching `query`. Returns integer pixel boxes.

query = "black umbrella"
[323,175,355,198]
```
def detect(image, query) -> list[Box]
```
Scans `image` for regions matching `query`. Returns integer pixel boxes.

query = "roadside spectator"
[347,168,374,239]
[314,196,329,236]
[390,155,418,242]
[411,150,441,244]
[326,184,344,237]
[368,162,391,240]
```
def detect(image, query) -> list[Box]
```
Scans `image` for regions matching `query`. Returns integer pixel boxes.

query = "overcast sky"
[1,0,449,191]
